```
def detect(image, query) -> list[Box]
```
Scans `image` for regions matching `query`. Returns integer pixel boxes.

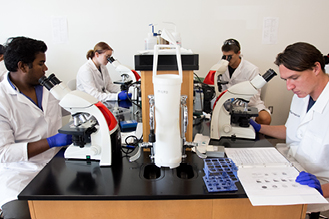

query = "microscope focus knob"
[223,124,232,133]
[90,145,101,155]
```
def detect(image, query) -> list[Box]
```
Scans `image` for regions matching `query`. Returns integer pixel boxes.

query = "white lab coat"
[286,81,329,211]
[221,58,270,114]
[0,60,7,81]
[0,73,62,207]
[76,59,120,101]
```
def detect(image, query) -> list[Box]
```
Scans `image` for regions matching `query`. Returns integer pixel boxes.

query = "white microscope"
[108,56,141,101]
[210,69,277,140]
[39,74,122,166]
[204,55,232,97]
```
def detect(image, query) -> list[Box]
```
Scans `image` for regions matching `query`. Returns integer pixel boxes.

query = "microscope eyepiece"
[48,73,61,85]
[262,69,277,82]
[39,76,54,91]
[39,73,63,90]
[221,55,232,61]
[107,56,116,63]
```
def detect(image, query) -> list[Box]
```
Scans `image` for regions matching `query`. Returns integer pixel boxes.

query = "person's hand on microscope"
[47,133,73,148]
[118,90,132,101]
[296,171,323,195]
[249,119,261,132]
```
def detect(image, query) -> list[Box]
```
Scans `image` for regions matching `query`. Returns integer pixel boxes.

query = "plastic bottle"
[145,24,157,50]
[163,22,182,47]
[145,33,157,50]
[172,31,182,47]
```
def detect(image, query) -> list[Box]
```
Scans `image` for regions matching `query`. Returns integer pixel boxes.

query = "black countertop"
[19,114,275,202]
[18,149,247,201]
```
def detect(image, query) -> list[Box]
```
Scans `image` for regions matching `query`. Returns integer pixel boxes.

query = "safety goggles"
[223,39,240,50]
[224,39,236,45]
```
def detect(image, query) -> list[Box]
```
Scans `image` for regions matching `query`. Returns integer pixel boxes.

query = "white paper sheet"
[225,147,289,167]
[225,147,328,206]
[238,166,327,206]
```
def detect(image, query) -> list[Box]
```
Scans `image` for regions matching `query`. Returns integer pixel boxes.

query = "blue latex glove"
[118,91,132,101]
[249,119,261,132]
[295,171,323,195]
[47,133,72,148]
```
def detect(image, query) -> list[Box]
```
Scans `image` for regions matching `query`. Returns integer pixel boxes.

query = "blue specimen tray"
[203,158,239,193]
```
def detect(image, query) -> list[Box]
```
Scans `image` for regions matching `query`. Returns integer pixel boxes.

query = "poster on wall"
[51,16,69,44]
[262,17,279,45]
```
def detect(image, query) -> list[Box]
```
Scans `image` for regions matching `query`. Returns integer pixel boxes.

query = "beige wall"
[1,0,328,125]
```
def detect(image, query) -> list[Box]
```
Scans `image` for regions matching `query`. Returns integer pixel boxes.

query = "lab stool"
[306,212,328,219]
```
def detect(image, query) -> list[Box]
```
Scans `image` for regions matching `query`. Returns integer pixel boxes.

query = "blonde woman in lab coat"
[0,37,72,219]
[253,42,329,219]
[76,42,125,102]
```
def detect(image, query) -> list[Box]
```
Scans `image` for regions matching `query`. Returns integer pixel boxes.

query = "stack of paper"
[225,147,328,206]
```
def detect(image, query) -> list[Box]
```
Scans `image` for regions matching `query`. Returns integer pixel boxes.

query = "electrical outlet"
[268,106,273,114]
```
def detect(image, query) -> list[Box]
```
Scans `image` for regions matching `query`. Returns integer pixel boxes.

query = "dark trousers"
[1,200,31,219]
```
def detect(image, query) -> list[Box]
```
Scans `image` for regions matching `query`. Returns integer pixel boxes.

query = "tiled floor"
[323,211,329,218]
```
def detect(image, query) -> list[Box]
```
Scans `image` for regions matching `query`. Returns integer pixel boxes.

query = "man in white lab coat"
[219,38,272,125]
[0,37,72,219]
[253,42,329,218]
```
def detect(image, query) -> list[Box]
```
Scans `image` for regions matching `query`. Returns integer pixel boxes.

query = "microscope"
[202,55,232,113]
[210,69,277,140]
[108,56,141,101]
[107,56,140,82]
[39,74,122,166]
[203,55,232,97]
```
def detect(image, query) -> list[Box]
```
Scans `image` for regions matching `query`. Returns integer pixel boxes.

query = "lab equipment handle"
[152,44,183,83]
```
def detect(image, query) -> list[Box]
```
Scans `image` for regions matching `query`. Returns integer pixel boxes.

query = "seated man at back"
[206,38,272,125]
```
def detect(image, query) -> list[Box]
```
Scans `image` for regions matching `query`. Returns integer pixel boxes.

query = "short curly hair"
[4,36,47,72]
